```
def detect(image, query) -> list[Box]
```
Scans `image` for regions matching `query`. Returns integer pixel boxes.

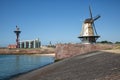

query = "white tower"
[78,6,100,44]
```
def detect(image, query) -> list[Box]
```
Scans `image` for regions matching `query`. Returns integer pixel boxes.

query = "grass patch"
[113,45,120,49]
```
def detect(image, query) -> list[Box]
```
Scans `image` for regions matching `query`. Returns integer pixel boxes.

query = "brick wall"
[55,44,114,59]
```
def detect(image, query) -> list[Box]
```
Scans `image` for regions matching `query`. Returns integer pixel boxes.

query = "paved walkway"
[11,51,120,80]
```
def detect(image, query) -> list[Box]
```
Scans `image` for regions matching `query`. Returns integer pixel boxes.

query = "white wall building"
[19,38,41,48]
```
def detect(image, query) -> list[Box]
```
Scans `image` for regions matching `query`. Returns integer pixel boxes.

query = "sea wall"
[55,44,114,59]
[0,48,55,54]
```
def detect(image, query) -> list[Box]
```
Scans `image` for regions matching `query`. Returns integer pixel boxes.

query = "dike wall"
[55,44,114,59]
[0,48,55,54]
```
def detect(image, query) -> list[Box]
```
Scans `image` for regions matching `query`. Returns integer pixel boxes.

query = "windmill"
[78,6,100,44]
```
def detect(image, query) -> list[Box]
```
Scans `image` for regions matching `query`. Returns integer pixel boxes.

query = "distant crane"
[78,6,100,44]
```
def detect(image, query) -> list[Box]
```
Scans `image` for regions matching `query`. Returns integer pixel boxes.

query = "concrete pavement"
[11,51,120,80]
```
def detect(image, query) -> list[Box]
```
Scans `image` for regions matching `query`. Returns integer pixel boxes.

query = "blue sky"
[0,0,120,46]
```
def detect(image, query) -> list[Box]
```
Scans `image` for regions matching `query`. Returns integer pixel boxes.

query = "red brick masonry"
[55,44,114,59]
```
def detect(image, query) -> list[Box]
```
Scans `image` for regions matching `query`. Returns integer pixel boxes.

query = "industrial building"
[8,26,41,49]
[19,38,41,48]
